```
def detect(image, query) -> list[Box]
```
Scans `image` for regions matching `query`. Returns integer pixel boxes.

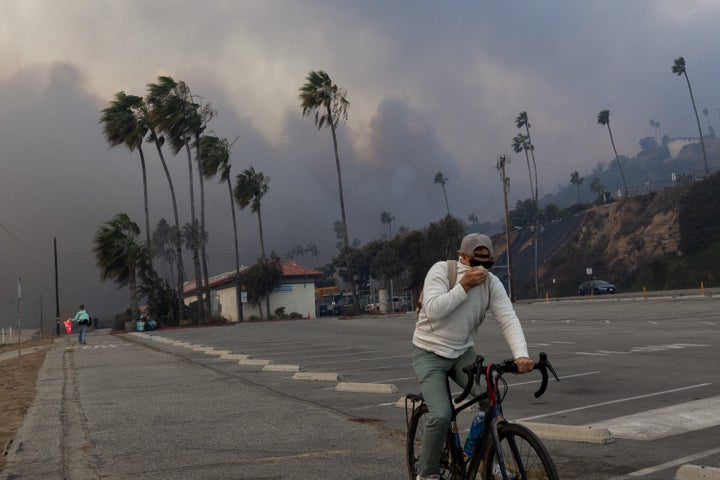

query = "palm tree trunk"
[129,269,139,320]
[152,135,184,324]
[138,145,151,249]
[257,208,266,259]
[606,124,629,195]
[328,108,349,249]
[184,142,204,324]
[227,179,243,322]
[523,149,534,201]
[684,72,709,175]
[196,152,212,322]
[442,186,450,216]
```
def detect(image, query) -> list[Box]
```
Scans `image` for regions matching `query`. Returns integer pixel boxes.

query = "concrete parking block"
[203,349,232,356]
[219,353,250,360]
[239,358,272,366]
[335,382,399,394]
[675,465,720,480]
[293,372,340,381]
[519,421,614,444]
[263,364,301,372]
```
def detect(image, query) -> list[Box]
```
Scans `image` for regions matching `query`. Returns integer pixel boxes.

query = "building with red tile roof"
[182,262,323,321]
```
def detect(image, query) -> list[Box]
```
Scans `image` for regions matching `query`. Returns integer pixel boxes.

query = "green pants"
[412,345,484,477]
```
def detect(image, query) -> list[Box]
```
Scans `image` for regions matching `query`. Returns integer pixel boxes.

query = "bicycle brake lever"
[539,352,560,382]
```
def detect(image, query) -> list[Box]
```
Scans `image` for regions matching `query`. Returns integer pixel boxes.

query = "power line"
[0,221,45,254]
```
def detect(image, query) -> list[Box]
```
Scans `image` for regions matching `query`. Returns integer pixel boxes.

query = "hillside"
[492,171,720,298]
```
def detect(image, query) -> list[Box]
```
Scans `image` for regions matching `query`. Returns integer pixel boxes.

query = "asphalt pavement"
[1,329,405,479]
[4,289,720,479]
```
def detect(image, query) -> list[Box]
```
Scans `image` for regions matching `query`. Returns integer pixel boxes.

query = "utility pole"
[54,237,60,336]
[496,155,514,301]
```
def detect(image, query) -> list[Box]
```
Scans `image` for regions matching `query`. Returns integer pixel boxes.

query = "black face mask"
[469,258,494,269]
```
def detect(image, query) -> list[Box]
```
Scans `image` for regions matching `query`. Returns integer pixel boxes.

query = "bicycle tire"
[407,403,463,480]
[479,423,558,480]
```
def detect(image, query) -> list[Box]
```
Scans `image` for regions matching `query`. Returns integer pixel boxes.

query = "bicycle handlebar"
[454,352,559,404]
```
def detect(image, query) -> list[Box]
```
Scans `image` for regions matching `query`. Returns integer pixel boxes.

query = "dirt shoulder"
[0,336,55,472]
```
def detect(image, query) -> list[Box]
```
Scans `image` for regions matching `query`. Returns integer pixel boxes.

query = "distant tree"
[380,211,395,238]
[235,167,270,259]
[570,171,584,203]
[702,108,716,138]
[434,171,451,216]
[94,213,143,320]
[672,57,708,175]
[244,254,283,320]
[512,133,535,202]
[299,70,351,248]
[468,212,479,225]
[151,218,179,286]
[590,177,609,204]
[597,109,629,195]
[515,111,539,204]
[650,119,660,142]
[640,136,658,152]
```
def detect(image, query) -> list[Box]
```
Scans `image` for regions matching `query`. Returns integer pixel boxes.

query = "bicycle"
[406,352,560,480]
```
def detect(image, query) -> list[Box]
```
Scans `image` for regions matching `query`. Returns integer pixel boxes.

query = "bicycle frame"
[406,352,559,480]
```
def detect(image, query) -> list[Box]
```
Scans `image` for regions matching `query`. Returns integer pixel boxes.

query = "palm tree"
[597,109,629,195]
[147,76,207,322]
[138,91,185,324]
[100,92,152,248]
[515,111,539,204]
[151,218,178,285]
[512,133,535,202]
[511,132,539,298]
[299,70,351,249]
[94,213,143,320]
[433,171,451,216]
[199,134,244,322]
[234,167,270,317]
[380,211,395,238]
[672,57,709,175]
[570,171,584,203]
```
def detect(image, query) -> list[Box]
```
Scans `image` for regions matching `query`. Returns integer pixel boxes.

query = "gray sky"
[2,1,720,326]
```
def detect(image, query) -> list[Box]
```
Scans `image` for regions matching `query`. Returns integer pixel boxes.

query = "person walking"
[73,304,91,345]
[412,233,534,480]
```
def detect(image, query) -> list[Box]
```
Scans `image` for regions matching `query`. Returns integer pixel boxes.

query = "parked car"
[392,296,409,312]
[332,295,355,316]
[318,294,342,317]
[578,280,616,295]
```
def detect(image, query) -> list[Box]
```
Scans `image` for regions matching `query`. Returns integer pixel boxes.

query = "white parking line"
[587,395,720,440]
[608,446,720,479]
[519,383,712,421]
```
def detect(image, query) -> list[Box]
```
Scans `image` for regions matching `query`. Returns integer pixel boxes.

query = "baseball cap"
[459,233,493,256]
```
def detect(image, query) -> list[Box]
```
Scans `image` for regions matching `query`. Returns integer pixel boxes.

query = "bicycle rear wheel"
[407,403,462,480]
[481,423,558,480]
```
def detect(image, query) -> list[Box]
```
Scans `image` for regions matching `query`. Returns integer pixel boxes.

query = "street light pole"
[496,155,514,301]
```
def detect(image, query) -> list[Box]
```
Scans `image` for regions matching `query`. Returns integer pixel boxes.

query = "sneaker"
[416,475,441,480]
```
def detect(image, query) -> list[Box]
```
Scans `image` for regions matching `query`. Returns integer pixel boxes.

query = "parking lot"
[131,293,720,479]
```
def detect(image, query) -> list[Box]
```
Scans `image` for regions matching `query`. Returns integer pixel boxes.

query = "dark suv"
[578,280,616,295]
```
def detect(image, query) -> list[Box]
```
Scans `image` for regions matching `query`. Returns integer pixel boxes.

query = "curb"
[293,372,340,381]
[519,421,614,444]
[335,382,398,394]
[675,465,720,480]
[263,364,301,372]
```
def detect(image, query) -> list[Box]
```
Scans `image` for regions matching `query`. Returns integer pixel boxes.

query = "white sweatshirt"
[412,260,530,360]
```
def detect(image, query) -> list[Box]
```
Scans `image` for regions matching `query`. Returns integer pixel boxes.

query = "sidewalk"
[1,329,404,479]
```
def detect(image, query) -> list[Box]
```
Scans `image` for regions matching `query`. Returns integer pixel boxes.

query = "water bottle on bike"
[463,411,485,457]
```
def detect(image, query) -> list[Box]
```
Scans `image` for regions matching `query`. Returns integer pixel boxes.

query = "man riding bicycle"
[412,233,534,480]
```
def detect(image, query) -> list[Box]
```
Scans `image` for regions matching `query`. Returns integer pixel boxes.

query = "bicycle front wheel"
[481,423,558,480]
[407,403,462,480]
